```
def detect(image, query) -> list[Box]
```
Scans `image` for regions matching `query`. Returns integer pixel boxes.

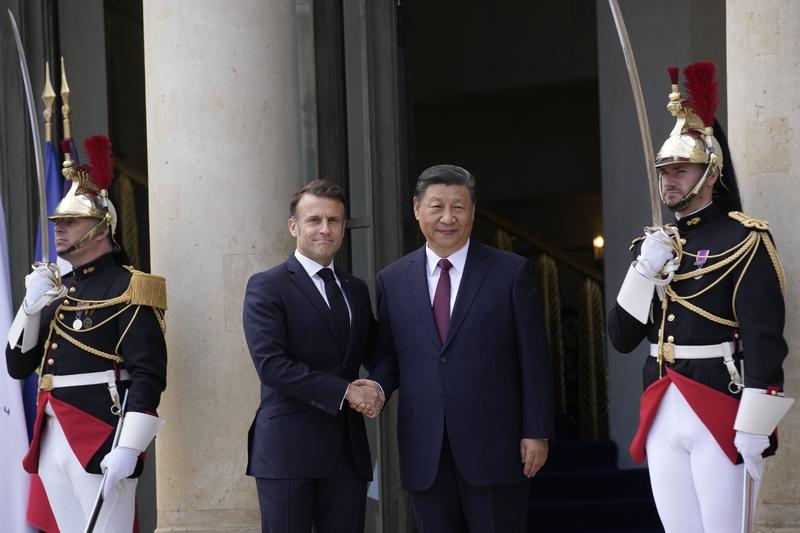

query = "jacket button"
[667,335,675,343]
[58,313,64,320]
[50,342,58,350]
[47,358,55,366]
[667,314,675,322]
[69,287,76,293]
[440,356,447,364]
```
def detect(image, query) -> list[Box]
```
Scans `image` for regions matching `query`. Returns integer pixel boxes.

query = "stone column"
[143,1,302,531]
[727,1,800,530]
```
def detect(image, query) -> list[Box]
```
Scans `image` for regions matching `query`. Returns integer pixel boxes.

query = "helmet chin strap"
[60,215,114,256]
[661,163,715,212]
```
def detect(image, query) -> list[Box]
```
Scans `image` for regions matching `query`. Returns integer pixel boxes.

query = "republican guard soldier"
[6,135,167,532]
[608,61,792,533]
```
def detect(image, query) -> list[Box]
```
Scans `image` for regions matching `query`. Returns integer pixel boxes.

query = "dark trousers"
[409,428,529,533]
[256,429,367,533]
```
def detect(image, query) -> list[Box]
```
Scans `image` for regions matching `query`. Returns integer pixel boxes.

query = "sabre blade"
[8,9,50,263]
[607,0,662,226]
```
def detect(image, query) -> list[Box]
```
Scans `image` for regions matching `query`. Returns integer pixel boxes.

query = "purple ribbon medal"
[694,249,710,267]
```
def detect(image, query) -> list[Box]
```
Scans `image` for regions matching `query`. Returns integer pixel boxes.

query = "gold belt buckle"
[40,373,54,391]
[662,342,676,364]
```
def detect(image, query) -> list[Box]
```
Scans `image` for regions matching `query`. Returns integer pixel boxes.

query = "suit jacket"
[243,254,375,480]
[369,242,553,491]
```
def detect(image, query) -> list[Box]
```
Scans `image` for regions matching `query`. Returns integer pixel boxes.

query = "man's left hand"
[520,438,548,478]
[735,430,770,480]
[100,446,139,499]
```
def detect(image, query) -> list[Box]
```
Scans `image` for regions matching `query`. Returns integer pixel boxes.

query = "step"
[530,468,653,501]
[543,440,619,471]
[528,497,661,530]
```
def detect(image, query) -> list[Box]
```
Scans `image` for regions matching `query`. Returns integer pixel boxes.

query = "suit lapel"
[286,255,345,354]
[336,266,358,365]
[408,246,441,348]
[442,242,490,351]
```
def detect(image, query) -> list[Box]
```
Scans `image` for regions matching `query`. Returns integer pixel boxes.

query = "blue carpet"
[527,440,663,532]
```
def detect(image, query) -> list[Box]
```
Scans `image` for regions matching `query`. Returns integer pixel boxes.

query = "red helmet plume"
[683,61,719,128]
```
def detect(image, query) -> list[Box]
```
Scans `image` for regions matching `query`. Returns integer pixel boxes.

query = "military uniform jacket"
[5,253,168,475]
[608,203,787,463]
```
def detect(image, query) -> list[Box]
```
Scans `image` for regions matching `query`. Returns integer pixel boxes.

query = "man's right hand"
[346,379,384,418]
[23,264,65,312]
[638,229,675,276]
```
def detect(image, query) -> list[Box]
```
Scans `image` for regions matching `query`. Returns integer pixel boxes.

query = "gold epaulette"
[628,236,645,251]
[728,211,769,231]
[124,267,168,310]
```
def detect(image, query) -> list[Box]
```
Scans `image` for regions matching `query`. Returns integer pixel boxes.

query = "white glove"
[734,430,770,480]
[100,446,139,499]
[9,265,67,352]
[22,265,66,313]
[637,229,674,277]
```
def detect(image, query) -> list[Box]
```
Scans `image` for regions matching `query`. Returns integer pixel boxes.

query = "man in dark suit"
[355,164,553,532]
[243,179,381,533]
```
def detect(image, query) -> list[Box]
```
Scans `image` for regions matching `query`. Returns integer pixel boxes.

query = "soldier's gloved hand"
[637,229,674,277]
[22,265,65,313]
[734,430,770,480]
[100,446,139,499]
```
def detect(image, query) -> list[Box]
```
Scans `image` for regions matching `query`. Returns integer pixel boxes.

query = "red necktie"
[432,258,453,342]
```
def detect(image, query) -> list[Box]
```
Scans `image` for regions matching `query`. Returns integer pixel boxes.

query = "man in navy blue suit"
[243,179,382,533]
[355,164,554,532]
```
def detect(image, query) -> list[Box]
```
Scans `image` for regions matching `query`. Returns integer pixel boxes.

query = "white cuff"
[8,305,41,352]
[616,264,656,324]
[118,412,166,452]
[340,384,349,410]
[375,382,385,400]
[734,388,794,436]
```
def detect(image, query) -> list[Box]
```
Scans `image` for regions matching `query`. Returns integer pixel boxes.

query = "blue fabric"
[33,141,65,263]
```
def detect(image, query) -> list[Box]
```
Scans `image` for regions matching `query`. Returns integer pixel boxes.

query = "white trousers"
[38,401,137,533]
[646,383,759,533]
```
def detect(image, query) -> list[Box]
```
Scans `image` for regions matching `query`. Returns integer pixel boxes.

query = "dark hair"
[413,164,476,202]
[289,179,347,217]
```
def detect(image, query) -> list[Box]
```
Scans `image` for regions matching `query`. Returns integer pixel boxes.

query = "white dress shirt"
[294,250,352,320]
[425,240,470,314]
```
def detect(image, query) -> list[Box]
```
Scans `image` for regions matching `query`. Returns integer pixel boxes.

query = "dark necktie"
[432,258,453,342]
[317,268,350,349]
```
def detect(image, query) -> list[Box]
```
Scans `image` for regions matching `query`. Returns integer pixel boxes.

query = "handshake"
[345,379,384,418]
